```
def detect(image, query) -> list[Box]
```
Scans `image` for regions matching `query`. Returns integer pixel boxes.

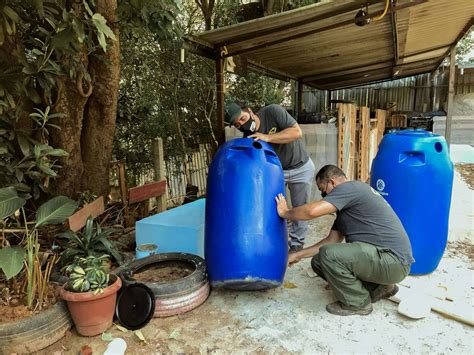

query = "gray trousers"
[311,242,410,307]
[284,158,316,247]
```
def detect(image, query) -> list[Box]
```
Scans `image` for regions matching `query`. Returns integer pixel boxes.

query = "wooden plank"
[390,284,474,327]
[348,104,357,180]
[68,196,104,232]
[128,180,167,204]
[369,126,378,174]
[337,103,345,171]
[357,107,370,182]
[375,109,387,146]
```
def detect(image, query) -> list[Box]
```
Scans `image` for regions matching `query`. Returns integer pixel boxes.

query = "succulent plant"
[65,255,111,294]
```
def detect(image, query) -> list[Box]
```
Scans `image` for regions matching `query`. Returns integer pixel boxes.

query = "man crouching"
[275,165,414,316]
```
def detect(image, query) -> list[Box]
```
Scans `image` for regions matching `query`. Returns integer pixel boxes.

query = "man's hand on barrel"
[275,193,289,218]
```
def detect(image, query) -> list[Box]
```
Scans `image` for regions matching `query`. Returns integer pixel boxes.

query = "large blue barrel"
[205,138,288,290]
[370,129,453,274]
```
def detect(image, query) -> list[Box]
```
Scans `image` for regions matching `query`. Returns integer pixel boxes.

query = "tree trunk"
[81,0,120,198]
[49,74,88,197]
[50,0,119,199]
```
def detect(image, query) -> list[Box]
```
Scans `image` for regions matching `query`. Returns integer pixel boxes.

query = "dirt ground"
[455,163,474,190]
[37,170,473,354]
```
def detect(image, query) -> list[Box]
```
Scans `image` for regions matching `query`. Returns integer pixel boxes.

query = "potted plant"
[56,215,123,269]
[60,255,122,336]
[0,188,78,353]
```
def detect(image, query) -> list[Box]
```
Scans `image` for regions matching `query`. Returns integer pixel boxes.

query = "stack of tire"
[118,253,209,317]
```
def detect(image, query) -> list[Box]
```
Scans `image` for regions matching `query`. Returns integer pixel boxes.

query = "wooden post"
[338,103,357,180]
[337,103,345,170]
[117,161,130,226]
[216,53,225,147]
[152,137,168,213]
[326,90,332,111]
[297,80,303,119]
[348,104,357,180]
[445,47,456,146]
[375,109,387,146]
[357,107,370,182]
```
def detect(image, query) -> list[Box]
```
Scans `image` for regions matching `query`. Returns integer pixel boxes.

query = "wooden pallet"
[357,107,370,182]
[337,103,357,180]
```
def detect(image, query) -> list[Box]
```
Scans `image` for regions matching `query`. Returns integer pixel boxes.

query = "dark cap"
[224,102,242,126]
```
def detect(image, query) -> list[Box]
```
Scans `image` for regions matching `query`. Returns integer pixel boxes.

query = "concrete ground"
[42,149,473,354]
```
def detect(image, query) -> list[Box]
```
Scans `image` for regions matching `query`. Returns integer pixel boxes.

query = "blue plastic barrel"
[370,129,453,274]
[205,138,288,290]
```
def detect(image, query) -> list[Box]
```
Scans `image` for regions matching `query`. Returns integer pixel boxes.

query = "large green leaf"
[0,246,25,279]
[35,196,78,227]
[0,187,26,219]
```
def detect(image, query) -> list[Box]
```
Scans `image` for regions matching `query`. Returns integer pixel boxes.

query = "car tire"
[0,300,72,353]
[117,253,210,317]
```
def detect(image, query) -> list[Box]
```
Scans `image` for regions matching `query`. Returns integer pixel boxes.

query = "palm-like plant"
[57,216,122,268]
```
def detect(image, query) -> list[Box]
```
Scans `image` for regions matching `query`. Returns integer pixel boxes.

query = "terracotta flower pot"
[60,274,122,336]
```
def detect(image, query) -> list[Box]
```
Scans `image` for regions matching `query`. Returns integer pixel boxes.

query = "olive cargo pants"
[311,241,410,308]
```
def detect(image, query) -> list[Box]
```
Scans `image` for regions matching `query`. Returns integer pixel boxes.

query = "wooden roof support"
[216,53,225,147]
[445,47,456,146]
[225,0,428,58]
[297,80,303,119]
[390,0,400,70]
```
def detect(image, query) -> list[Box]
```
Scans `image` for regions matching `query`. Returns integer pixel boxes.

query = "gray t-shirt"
[256,104,309,170]
[324,181,414,265]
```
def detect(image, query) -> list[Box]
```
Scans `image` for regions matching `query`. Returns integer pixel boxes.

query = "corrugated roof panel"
[191,0,474,90]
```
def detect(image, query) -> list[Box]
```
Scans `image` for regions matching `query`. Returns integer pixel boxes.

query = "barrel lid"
[115,283,155,330]
[394,129,434,137]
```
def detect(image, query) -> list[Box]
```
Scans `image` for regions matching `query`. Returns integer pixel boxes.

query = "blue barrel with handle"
[205,138,288,290]
[370,129,453,274]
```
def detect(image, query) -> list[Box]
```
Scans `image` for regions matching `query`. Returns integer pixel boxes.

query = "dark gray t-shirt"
[324,181,414,265]
[256,104,309,170]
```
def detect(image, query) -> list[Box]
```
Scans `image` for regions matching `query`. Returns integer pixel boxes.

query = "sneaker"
[370,284,399,303]
[326,301,373,316]
[289,245,303,253]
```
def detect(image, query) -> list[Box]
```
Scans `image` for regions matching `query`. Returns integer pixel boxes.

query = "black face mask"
[238,116,256,136]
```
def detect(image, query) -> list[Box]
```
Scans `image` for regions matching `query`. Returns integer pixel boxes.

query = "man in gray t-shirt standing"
[225,102,315,252]
[275,165,413,316]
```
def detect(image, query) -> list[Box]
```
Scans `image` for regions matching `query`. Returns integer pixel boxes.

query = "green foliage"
[65,255,110,294]
[226,72,290,112]
[0,246,25,280]
[0,187,26,219]
[0,1,117,199]
[117,0,181,40]
[456,29,473,64]
[0,107,69,199]
[115,33,215,181]
[0,189,77,302]
[35,195,78,227]
[57,216,122,268]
